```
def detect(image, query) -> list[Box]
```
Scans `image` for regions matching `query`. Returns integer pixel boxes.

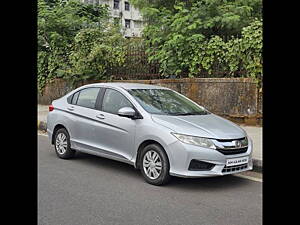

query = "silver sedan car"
[47,82,253,185]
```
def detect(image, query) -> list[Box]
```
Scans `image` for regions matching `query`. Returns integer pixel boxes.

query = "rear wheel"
[54,128,75,159]
[140,144,171,185]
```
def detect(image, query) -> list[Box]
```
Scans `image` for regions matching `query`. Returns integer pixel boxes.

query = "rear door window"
[75,88,100,109]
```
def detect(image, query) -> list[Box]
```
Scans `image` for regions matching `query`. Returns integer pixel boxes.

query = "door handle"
[67,106,74,111]
[96,114,105,119]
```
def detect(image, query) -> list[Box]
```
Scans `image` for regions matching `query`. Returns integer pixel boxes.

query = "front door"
[93,88,137,160]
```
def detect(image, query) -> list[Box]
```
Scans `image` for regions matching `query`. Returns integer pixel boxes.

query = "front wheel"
[140,144,171,186]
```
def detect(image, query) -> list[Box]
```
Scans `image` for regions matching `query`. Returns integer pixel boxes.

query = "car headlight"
[171,133,216,149]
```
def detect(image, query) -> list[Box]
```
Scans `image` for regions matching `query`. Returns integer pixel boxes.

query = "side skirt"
[71,140,135,166]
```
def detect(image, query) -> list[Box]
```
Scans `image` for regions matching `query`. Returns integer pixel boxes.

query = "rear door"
[66,87,102,150]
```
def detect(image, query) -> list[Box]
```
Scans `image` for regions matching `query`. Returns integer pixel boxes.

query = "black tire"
[54,128,75,159]
[140,144,171,186]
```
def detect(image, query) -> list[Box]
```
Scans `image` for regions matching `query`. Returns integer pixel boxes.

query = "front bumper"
[167,138,253,178]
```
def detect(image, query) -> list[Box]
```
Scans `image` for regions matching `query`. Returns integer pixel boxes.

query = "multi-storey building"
[81,0,144,37]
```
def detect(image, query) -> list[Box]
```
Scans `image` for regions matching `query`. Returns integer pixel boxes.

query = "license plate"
[226,156,249,167]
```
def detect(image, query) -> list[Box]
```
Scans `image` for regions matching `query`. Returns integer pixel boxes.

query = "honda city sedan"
[47,82,253,185]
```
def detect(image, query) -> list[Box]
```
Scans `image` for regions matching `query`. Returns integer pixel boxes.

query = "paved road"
[38,135,262,225]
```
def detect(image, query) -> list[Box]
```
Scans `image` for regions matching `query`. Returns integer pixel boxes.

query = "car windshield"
[128,89,209,115]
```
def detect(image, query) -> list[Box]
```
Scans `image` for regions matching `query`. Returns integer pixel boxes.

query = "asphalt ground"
[38,134,262,225]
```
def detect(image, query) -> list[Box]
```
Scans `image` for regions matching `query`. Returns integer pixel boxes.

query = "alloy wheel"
[55,133,68,154]
[143,150,162,179]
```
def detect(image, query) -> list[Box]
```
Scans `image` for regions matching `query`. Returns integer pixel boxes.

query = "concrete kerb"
[37,120,262,172]
[252,159,263,173]
[38,120,47,132]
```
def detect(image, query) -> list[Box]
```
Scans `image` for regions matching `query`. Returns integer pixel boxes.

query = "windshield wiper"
[174,113,196,116]
[171,112,209,116]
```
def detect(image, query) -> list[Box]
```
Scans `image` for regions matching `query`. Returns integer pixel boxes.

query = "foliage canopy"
[38,0,263,93]
[130,0,262,80]
[38,0,126,92]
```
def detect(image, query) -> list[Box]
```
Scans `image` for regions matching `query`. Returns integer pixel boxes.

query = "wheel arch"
[135,139,169,169]
[51,124,68,144]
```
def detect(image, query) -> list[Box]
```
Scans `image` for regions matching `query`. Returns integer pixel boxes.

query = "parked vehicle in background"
[47,83,253,185]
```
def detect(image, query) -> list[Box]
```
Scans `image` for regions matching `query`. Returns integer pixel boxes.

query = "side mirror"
[117,107,136,118]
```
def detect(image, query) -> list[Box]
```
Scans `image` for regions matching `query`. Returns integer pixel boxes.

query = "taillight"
[49,104,54,112]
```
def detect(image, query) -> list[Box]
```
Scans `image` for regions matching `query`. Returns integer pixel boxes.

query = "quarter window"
[76,88,100,109]
[71,91,80,105]
[102,89,133,114]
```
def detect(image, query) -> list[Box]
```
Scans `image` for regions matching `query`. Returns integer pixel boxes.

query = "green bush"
[133,0,262,81]
[37,0,125,93]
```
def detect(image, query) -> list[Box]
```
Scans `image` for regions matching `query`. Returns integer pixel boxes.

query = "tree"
[38,0,125,92]
[69,26,126,81]
[131,0,261,36]
[130,0,262,79]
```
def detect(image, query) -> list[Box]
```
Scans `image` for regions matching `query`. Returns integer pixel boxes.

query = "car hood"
[151,114,246,140]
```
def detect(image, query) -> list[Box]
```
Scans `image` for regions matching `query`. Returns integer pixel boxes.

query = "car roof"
[83,82,170,90]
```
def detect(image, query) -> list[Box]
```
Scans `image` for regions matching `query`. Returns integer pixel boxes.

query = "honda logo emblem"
[233,140,242,148]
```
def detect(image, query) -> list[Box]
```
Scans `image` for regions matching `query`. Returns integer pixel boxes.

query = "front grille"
[215,137,248,155]
[188,160,215,171]
[216,147,248,155]
[222,163,248,173]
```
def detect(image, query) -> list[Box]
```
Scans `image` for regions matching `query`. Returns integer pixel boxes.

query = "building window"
[113,0,119,9]
[125,19,131,28]
[125,2,130,11]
